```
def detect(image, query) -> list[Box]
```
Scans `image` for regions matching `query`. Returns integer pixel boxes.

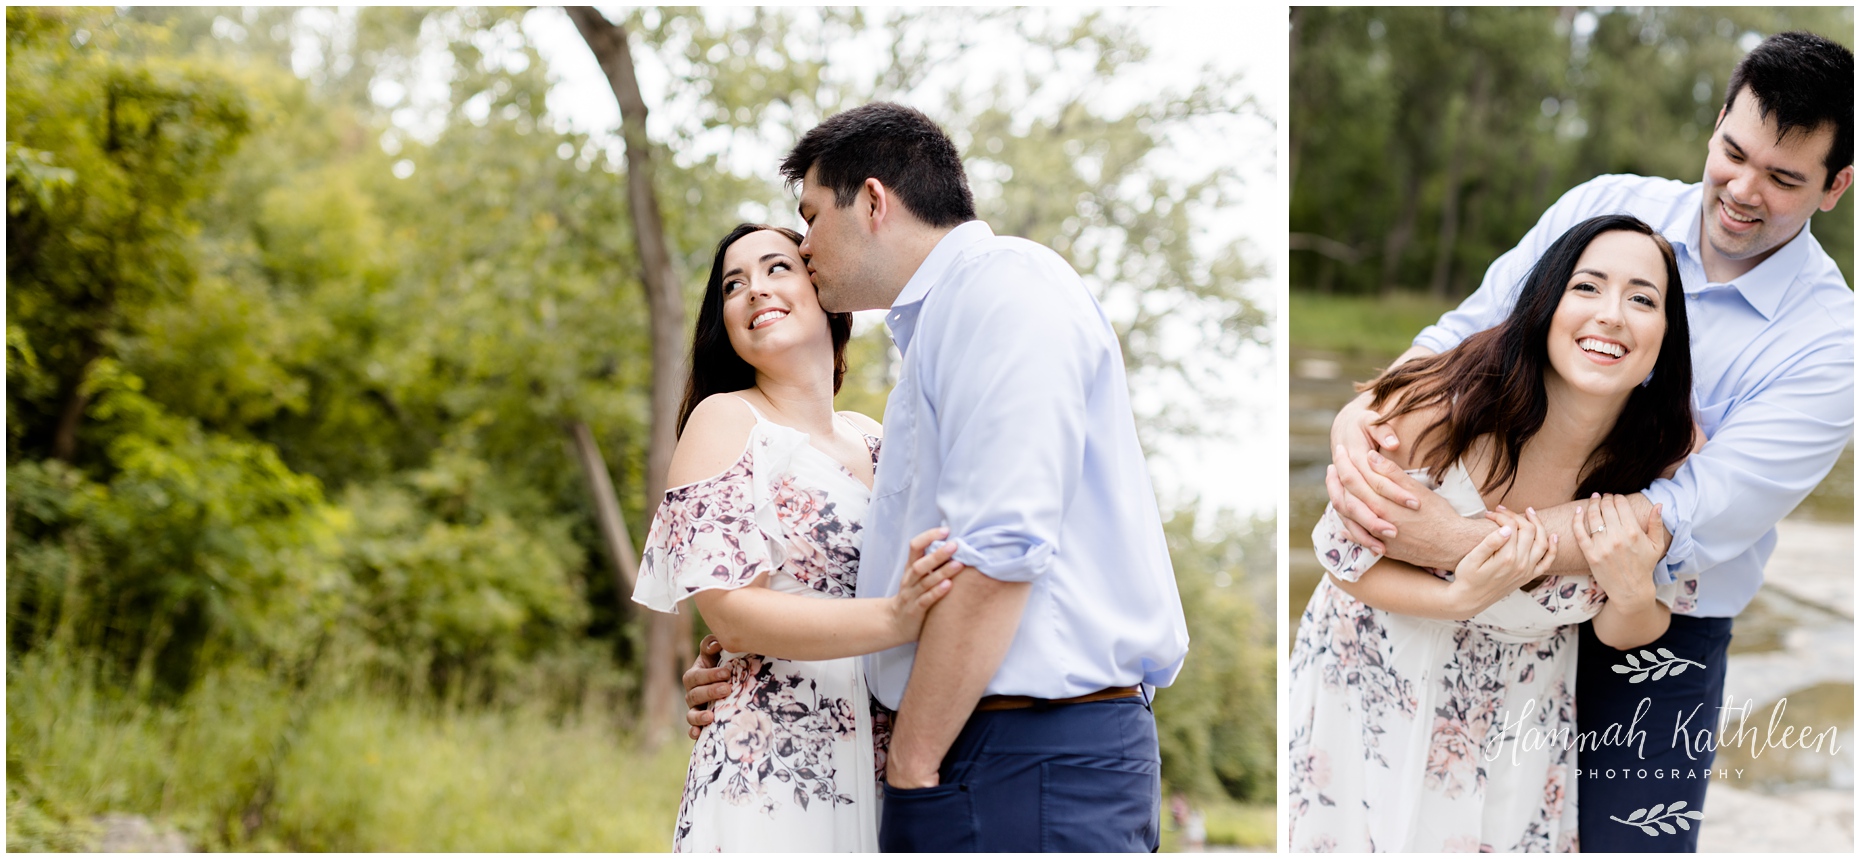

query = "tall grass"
[1289,291,1462,357]
[7,647,689,851]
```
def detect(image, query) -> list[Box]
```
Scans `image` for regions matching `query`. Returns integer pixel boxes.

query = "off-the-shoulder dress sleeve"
[634,454,776,613]
[632,422,823,613]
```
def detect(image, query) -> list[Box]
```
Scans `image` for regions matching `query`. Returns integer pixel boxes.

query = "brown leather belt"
[975,686,1142,712]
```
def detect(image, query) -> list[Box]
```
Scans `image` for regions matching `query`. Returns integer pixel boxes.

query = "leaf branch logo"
[1612,801,1702,835]
[1610,648,1704,683]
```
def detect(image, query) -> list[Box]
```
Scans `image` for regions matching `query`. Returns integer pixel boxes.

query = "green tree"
[1153,509,1275,802]
[1291,7,1854,296]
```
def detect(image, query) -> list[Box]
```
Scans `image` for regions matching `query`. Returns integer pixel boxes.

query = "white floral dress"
[1286,463,1696,853]
[634,399,888,852]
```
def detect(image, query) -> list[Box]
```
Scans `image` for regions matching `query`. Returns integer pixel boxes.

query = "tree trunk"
[1428,144,1465,301]
[1454,183,1489,298]
[1379,170,1421,297]
[51,349,100,462]
[567,6,691,746]
[52,379,90,462]
[1430,75,1490,300]
[568,420,639,595]
[1287,6,1304,190]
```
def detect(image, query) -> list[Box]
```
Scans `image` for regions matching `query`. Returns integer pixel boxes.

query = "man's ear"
[1819,164,1853,212]
[863,177,889,233]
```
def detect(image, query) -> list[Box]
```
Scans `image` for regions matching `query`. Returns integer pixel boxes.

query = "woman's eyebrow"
[1575,267,1657,289]
[724,253,793,280]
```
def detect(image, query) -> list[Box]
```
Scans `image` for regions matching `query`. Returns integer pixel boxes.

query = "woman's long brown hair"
[676,224,853,437]
[1364,214,1694,499]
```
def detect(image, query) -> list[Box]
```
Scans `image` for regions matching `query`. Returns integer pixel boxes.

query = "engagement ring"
[1590,525,1606,534]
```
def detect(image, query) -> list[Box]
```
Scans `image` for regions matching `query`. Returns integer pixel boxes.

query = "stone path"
[1700,786,1853,853]
[1700,518,1853,853]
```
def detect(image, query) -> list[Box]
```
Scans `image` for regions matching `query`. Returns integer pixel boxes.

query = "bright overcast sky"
[521,6,1288,521]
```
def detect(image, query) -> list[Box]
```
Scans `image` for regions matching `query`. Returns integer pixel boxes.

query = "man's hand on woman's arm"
[1332,506,1555,620]
[1340,468,1668,578]
[1327,449,1488,569]
[1326,345,1436,551]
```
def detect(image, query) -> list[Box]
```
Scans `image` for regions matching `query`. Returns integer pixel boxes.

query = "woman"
[1286,214,1700,852]
[633,224,960,852]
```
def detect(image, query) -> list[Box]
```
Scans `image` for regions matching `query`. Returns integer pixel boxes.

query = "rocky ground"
[1701,518,1854,853]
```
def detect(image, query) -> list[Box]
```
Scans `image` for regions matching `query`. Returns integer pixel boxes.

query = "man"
[1325,31,1852,852]
[685,102,1189,851]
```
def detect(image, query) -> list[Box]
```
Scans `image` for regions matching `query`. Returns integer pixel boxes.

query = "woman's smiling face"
[719,229,833,369]
[1545,229,1671,398]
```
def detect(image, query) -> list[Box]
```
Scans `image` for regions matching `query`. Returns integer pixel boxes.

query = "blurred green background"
[6,7,1273,851]
[1291,7,1853,298]
[1289,8,1855,843]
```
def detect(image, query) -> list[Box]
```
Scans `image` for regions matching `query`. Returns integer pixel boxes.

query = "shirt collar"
[1668,183,1810,320]
[884,220,994,355]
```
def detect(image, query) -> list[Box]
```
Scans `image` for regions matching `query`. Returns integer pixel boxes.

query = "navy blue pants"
[878,696,1161,852]
[1575,615,1733,852]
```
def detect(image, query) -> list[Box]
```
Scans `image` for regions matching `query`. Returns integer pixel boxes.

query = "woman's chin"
[732,333,835,375]
[1567,372,1646,400]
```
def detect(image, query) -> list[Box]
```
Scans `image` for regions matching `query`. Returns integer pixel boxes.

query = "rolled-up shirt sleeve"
[920,251,1096,582]
[1643,344,1856,582]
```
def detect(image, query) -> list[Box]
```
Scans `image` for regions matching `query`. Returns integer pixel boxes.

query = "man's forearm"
[1381,512,1490,571]
[1537,493,1667,575]
[885,573,1031,788]
[1383,494,1667,575]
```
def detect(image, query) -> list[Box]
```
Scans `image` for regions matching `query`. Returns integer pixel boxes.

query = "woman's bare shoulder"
[836,409,882,438]
[667,394,759,488]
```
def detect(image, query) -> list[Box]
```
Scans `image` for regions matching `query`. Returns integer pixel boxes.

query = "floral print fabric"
[1288,462,1692,853]
[635,405,885,852]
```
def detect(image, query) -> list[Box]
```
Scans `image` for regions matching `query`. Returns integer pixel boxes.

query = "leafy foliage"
[1291,7,1854,296]
[1153,509,1276,802]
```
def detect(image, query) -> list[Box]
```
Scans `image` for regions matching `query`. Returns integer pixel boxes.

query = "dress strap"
[729,393,768,423]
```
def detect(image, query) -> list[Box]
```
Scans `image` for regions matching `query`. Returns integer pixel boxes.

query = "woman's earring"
[1640,368,1655,388]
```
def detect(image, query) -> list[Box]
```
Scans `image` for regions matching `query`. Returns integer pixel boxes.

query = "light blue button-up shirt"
[858,220,1190,709]
[1415,175,1855,618]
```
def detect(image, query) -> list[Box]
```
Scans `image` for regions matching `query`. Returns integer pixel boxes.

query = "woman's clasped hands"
[1444,506,1558,619]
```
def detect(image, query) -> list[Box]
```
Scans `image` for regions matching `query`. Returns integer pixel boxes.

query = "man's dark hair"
[780,102,976,227]
[1723,30,1853,188]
